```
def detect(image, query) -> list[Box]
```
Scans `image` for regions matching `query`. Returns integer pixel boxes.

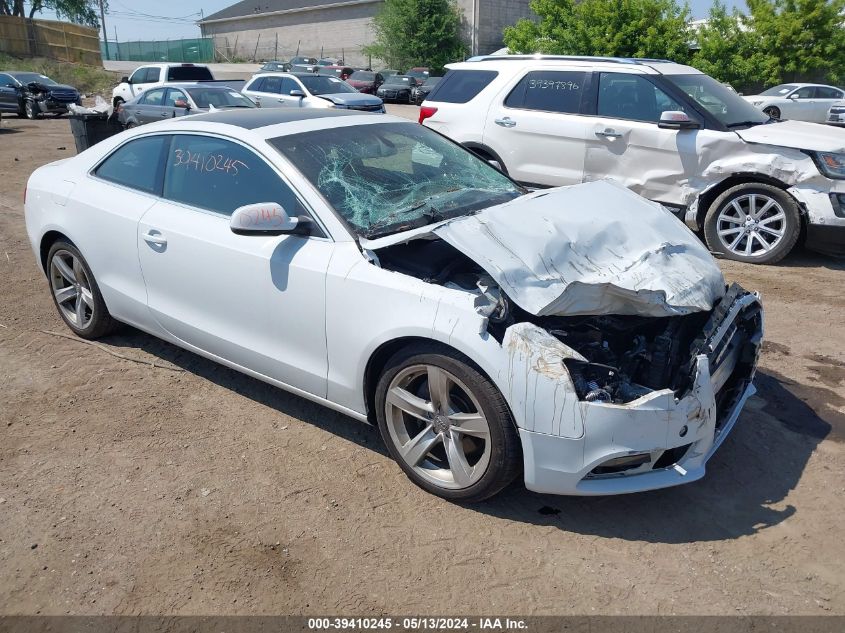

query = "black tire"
[46,241,118,339]
[374,343,521,502]
[24,100,40,120]
[468,146,508,174]
[763,106,781,119]
[703,183,801,264]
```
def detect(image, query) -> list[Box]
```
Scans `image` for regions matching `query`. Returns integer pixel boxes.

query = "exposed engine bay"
[374,237,761,405]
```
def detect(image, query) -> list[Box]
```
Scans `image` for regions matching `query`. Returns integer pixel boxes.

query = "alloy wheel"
[384,364,491,490]
[716,193,786,258]
[50,249,95,329]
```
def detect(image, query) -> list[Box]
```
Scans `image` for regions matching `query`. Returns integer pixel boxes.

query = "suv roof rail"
[464,54,675,65]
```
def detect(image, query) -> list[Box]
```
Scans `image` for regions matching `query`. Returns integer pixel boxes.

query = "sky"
[33,0,747,42]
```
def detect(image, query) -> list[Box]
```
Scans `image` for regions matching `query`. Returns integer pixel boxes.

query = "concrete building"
[198,0,534,68]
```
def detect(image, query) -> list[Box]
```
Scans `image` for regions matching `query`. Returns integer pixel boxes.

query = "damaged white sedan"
[25,109,763,501]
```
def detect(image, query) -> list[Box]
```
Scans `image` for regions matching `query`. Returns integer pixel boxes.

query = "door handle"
[595,128,621,138]
[142,231,167,246]
[161,112,170,117]
[494,117,516,128]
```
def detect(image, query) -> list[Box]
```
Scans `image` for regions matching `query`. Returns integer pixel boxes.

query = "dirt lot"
[1,113,844,616]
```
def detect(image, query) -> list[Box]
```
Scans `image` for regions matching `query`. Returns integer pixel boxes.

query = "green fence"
[100,37,214,63]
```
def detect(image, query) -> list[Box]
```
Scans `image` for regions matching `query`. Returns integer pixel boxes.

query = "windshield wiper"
[726,120,770,128]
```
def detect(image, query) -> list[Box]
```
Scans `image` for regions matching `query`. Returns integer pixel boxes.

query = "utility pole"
[98,0,109,60]
[114,25,119,61]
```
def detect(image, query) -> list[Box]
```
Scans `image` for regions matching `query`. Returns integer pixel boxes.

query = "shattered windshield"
[13,73,56,85]
[299,75,357,95]
[269,122,523,238]
[663,73,769,127]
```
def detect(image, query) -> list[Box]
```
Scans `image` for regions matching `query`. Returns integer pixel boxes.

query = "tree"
[690,1,761,90]
[363,0,466,73]
[746,0,845,85]
[0,0,102,27]
[503,0,693,63]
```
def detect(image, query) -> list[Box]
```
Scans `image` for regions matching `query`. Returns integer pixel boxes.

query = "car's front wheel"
[47,241,118,339]
[24,100,40,120]
[763,105,781,119]
[703,183,801,264]
[375,344,521,502]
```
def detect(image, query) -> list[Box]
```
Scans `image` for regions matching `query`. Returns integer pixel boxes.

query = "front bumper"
[37,98,78,114]
[520,287,763,496]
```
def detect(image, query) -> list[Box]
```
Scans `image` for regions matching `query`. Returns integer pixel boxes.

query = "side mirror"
[787,93,798,100]
[174,99,190,109]
[289,89,305,98]
[121,76,130,84]
[230,203,311,236]
[657,110,701,130]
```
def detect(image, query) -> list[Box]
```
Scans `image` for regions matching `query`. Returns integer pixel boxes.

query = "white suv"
[421,56,845,264]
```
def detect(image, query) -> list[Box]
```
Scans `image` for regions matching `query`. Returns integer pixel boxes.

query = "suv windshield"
[299,75,356,95]
[760,84,797,97]
[663,73,770,128]
[270,122,523,238]
[385,76,412,86]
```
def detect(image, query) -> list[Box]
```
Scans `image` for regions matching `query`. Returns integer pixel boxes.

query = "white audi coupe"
[25,109,763,501]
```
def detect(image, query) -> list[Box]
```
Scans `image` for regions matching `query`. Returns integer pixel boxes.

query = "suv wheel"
[24,100,40,120]
[375,344,521,502]
[703,183,800,264]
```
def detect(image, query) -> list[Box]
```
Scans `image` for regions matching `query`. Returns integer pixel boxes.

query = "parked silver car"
[118,83,255,128]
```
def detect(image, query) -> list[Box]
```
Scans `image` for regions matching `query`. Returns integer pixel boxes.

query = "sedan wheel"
[25,100,40,120]
[763,106,781,119]
[47,241,118,338]
[704,184,800,264]
[375,345,521,501]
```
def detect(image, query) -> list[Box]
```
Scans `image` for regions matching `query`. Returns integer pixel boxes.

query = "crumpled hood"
[28,81,77,93]
[319,93,383,107]
[363,180,726,318]
[735,120,845,153]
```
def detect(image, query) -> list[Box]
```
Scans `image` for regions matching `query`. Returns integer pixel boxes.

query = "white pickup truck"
[111,63,243,108]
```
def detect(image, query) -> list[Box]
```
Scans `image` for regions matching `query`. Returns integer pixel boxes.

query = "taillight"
[418,105,437,124]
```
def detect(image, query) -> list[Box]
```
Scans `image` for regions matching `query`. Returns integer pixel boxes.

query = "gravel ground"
[0,112,843,616]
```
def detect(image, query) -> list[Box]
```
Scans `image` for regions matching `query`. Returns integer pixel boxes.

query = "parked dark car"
[377,69,399,78]
[118,83,255,128]
[411,76,442,104]
[0,71,81,119]
[405,67,430,83]
[376,75,419,103]
[289,56,318,66]
[346,70,384,94]
[317,65,355,80]
[258,61,291,73]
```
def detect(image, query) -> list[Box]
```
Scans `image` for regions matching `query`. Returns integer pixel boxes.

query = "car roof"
[158,83,236,91]
[451,55,701,75]
[185,107,372,130]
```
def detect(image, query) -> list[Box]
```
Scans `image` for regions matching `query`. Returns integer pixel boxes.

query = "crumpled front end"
[518,285,763,495]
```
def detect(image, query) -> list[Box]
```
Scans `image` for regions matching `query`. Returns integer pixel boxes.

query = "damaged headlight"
[563,359,652,404]
[810,151,845,179]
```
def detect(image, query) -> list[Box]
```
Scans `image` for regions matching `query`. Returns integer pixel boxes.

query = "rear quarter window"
[94,136,168,194]
[426,70,498,103]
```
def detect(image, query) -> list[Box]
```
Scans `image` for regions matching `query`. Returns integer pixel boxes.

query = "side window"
[0,73,13,87]
[794,86,814,99]
[163,134,308,218]
[128,68,146,84]
[141,88,166,105]
[262,76,282,94]
[504,71,586,113]
[597,73,686,123]
[425,70,498,103]
[144,67,162,83]
[247,77,264,92]
[94,136,168,194]
[280,77,298,95]
[164,89,186,107]
[816,86,841,99]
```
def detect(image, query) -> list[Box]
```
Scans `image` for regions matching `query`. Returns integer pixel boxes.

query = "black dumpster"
[68,113,123,153]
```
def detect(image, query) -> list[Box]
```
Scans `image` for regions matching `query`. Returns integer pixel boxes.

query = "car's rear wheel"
[47,241,118,339]
[375,344,521,502]
[763,105,781,119]
[703,183,800,264]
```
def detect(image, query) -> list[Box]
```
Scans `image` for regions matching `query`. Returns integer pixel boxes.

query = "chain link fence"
[99,37,214,63]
